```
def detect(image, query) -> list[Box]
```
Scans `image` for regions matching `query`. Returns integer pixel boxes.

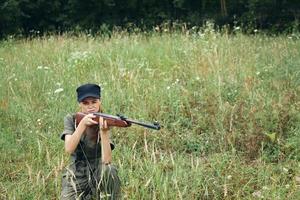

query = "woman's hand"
[80,113,98,127]
[99,117,110,133]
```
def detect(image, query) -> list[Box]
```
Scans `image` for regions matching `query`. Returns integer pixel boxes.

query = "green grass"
[0,29,300,199]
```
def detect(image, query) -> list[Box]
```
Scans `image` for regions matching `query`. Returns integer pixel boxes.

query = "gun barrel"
[126,119,161,130]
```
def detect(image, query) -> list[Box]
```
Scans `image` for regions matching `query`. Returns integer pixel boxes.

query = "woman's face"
[79,97,101,113]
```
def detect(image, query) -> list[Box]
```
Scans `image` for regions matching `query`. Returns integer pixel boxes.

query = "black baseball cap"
[76,83,101,102]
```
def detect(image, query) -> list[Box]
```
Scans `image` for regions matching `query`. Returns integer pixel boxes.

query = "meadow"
[0,26,299,199]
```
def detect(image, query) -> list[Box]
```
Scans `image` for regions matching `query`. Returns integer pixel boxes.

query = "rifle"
[75,112,161,130]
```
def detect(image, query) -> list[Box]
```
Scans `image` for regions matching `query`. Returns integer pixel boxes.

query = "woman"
[60,83,121,199]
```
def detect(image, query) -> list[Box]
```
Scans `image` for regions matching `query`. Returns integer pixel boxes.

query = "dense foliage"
[1,0,300,37]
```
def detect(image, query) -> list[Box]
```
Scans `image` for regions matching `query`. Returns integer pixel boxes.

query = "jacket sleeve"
[60,114,75,140]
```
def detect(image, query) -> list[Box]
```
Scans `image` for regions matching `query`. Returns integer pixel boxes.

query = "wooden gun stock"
[75,112,130,127]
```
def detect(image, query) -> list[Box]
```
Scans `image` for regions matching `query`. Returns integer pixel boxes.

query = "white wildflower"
[199,33,205,38]
[54,88,64,94]
[283,167,288,173]
[68,51,91,65]
[262,186,269,190]
[37,66,43,69]
[252,190,263,198]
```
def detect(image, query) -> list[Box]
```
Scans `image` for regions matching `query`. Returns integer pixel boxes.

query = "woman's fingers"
[103,119,108,128]
[99,117,109,131]
[84,114,98,125]
[99,116,103,126]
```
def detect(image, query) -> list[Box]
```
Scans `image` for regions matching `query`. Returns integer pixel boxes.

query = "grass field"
[0,28,300,199]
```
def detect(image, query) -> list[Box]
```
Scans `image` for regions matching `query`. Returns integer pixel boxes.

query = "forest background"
[1,0,300,37]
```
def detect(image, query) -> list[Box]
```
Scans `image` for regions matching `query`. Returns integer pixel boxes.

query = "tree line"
[1,0,299,37]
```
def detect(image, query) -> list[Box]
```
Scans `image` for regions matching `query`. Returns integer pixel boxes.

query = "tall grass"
[0,27,299,199]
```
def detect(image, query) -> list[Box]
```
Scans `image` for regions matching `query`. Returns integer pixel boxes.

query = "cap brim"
[78,93,100,102]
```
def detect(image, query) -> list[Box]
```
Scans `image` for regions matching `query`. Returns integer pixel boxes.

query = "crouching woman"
[60,83,121,199]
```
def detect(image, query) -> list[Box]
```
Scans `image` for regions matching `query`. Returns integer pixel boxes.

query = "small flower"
[199,33,205,38]
[262,186,269,190]
[283,167,289,173]
[37,66,43,69]
[54,88,64,94]
[167,86,171,90]
[252,190,263,198]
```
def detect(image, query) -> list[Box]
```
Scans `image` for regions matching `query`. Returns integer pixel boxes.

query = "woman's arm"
[64,114,98,154]
[99,117,112,164]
